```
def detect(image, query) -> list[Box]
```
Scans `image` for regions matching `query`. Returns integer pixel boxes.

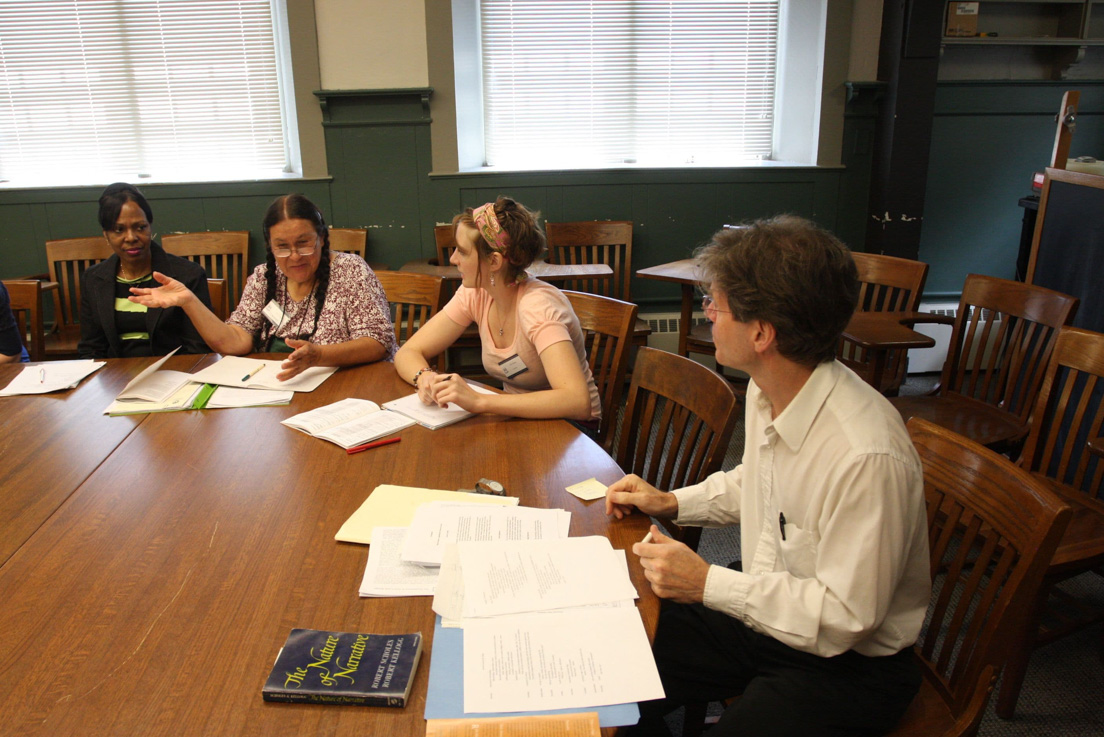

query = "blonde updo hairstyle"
[452,196,546,284]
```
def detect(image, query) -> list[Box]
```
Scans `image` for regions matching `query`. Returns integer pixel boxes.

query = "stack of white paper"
[427,535,663,715]
[360,527,440,597]
[190,355,337,392]
[462,608,664,713]
[401,502,571,567]
[205,386,293,408]
[0,359,104,396]
[431,536,638,622]
[336,485,520,545]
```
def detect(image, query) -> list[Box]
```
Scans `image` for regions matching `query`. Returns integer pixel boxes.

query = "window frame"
[0,0,327,189]
[442,0,834,173]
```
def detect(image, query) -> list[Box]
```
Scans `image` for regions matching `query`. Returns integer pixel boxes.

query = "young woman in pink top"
[395,197,600,424]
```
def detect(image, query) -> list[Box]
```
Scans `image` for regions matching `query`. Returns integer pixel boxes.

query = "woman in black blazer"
[77,183,212,359]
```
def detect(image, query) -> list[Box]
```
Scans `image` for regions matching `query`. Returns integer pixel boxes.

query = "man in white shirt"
[607,216,930,736]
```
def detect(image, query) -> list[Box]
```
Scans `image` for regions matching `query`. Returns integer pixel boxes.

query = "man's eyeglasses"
[271,237,318,258]
[701,294,730,317]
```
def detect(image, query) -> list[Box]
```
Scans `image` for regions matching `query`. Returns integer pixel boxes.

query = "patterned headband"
[472,202,510,253]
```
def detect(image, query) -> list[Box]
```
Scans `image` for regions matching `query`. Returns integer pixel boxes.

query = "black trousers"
[628,602,921,737]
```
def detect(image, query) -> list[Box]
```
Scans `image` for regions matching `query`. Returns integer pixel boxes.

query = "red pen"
[346,437,402,455]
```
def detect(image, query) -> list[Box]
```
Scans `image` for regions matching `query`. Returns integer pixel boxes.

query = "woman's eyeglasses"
[272,237,318,258]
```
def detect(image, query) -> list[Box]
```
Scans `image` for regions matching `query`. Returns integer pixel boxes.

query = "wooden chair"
[328,227,367,258]
[42,236,114,358]
[992,326,1104,718]
[545,220,652,347]
[161,231,249,312]
[206,278,228,321]
[890,274,1079,455]
[3,280,45,362]
[329,227,389,272]
[434,224,458,266]
[375,270,444,348]
[885,418,1071,737]
[614,347,740,551]
[563,291,638,453]
[839,252,929,395]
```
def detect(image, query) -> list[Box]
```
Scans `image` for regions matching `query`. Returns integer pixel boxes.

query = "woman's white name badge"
[262,299,289,327]
[498,354,529,379]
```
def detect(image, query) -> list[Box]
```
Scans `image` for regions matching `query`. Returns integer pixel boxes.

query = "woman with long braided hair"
[129,194,395,380]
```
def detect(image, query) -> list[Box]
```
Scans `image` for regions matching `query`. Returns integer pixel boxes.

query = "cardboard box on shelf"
[946,2,979,38]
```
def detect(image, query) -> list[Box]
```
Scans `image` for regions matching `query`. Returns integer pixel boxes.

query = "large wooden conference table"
[0,357,653,736]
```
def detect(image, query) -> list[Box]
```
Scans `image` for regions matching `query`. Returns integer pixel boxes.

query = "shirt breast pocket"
[779,523,819,579]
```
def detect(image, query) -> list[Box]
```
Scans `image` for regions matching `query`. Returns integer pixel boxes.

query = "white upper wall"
[314,0,429,88]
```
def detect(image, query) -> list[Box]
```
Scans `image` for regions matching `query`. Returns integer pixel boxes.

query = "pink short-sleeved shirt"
[442,279,601,420]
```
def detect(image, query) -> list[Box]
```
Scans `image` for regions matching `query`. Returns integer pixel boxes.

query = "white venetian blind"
[480,0,779,169]
[0,0,288,186]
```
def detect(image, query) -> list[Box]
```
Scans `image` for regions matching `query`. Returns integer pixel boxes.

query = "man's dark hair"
[696,215,859,368]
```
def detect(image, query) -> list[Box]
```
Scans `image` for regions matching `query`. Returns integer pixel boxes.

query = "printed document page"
[112,347,187,402]
[462,608,664,713]
[0,359,104,396]
[360,527,439,597]
[190,355,337,392]
[205,386,293,408]
[432,537,637,620]
[401,502,571,566]
[335,485,519,545]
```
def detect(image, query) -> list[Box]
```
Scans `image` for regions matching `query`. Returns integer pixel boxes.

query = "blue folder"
[424,615,641,727]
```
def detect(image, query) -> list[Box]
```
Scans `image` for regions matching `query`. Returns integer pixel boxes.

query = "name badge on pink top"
[498,354,529,379]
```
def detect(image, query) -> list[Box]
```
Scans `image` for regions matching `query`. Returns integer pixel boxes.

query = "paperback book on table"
[263,628,423,707]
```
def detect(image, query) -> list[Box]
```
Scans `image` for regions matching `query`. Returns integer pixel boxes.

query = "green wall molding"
[314,88,433,127]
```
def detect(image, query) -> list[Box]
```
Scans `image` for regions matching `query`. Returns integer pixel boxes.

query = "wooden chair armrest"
[1088,437,1104,459]
[19,272,50,281]
[901,314,956,328]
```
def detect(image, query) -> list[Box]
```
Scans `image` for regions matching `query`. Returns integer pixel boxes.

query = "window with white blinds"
[0,0,292,187]
[479,0,780,169]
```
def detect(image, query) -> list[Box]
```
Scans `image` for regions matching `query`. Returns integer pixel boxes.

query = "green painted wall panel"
[2,90,868,320]
[919,81,1104,296]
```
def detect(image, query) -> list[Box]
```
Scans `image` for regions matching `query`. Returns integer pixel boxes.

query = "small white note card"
[566,477,608,501]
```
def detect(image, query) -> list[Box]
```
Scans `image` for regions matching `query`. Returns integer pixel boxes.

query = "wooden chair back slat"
[161,231,250,312]
[563,291,637,453]
[45,237,113,329]
[942,275,1078,426]
[1020,326,1104,496]
[375,270,444,348]
[614,348,740,551]
[546,221,634,301]
[3,280,45,362]
[900,419,1070,727]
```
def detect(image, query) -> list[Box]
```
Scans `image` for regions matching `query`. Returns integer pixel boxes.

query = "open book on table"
[282,398,416,449]
[382,383,495,430]
[189,355,337,392]
[112,347,195,403]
